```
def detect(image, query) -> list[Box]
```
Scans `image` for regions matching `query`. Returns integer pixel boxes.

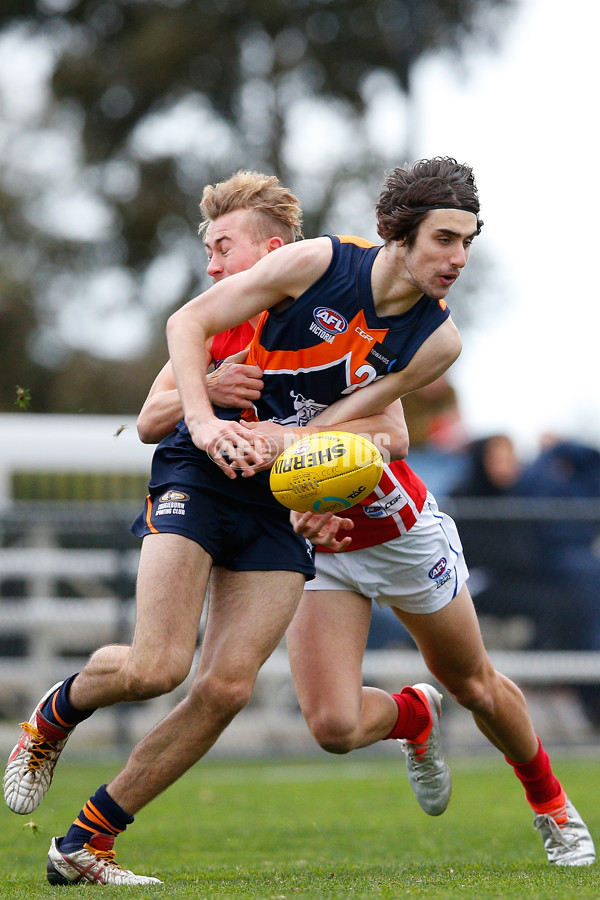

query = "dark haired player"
[5,160,591,883]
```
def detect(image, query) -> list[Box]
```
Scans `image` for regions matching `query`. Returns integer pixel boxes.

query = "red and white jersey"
[318,459,427,553]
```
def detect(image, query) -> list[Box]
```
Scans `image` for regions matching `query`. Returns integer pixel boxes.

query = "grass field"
[1,754,599,898]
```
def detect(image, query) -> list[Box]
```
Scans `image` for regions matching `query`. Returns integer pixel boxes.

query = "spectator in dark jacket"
[517,439,600,725]
[451,434,600,727]
[449,434,541,639]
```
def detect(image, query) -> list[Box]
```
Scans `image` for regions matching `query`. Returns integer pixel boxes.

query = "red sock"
[384,687,432,741]
[506,737,563,808]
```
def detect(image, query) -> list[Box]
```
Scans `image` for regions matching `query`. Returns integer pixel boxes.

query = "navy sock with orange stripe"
[39,675,96,732]
[59,785,134,853]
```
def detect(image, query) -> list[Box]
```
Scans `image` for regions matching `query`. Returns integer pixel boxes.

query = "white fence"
[3,541,600,692]
[0,414,599,754]
[2,538,600,757]
[0,413,152,508]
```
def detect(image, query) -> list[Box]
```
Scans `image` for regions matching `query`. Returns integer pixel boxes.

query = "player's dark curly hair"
[376,157,484,246]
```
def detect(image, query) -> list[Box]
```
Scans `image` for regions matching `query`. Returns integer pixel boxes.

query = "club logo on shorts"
[159,491,189,502]
[155,490,190,519]
[428,558,447,580]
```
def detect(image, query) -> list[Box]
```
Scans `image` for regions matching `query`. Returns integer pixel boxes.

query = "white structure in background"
[0,413,598,754]
[0,413,154,508]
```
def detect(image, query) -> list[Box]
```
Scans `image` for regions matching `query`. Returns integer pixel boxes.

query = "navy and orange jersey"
[147,234,445,522]
[244,234,449,428]
[241,234,445,548]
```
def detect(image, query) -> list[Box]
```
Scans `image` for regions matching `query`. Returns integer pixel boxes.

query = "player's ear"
[266,236,284,253]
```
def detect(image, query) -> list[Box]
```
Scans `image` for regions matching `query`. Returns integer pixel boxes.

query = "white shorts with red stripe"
[307,492,469,614]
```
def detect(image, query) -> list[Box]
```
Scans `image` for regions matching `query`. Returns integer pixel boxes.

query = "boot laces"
[20,721,61,772]
[84,843,124,872]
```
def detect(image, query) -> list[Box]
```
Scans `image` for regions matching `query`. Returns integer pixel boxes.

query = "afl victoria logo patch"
[313,307,348,335]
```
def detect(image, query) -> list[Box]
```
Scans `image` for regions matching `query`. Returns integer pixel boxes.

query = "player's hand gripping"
[291,510,354,551]
[187,416,271,479]
[207,350,264,409]
[241,419,297,470]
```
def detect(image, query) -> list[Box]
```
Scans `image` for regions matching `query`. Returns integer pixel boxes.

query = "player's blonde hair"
[198,170,303,245]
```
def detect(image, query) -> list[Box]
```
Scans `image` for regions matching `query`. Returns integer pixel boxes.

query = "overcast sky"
[1,0,598,458]
[413,0,600,456]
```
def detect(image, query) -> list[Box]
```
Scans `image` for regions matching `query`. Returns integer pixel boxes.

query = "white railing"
[1,499,599,753]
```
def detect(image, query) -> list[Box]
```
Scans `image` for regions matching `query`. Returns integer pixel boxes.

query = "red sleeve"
[210,321,256,367]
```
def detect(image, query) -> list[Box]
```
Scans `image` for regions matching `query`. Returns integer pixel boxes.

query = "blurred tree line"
[0,0,514,431]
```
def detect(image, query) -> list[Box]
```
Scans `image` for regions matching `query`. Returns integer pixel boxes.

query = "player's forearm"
[137,390,183,444]
[310,379,403,434]
[252,402,408,465]
[319,319,462,425]
[166,313,216,430]
[305,407,408,461]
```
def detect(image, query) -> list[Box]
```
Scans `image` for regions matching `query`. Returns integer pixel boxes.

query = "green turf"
[1,754,599,898]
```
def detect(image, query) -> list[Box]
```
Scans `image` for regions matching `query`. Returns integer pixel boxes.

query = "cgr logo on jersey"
[363,488,403,519]
[310,307,348,344]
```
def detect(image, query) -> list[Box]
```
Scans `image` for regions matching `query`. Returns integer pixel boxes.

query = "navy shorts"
[131,429,315,578]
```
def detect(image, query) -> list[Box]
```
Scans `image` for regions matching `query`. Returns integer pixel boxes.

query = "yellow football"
[269,431,384,514]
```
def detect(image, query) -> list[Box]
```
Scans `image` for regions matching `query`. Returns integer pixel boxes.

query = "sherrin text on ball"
[269,431,383,513]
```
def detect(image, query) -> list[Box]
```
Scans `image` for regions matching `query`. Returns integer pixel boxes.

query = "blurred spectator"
[518,439,600,725]
[450,434,600,728]
[452,434,521,496]
[449,435,544,644]
[402,376,470,498]
[403,374,466,451]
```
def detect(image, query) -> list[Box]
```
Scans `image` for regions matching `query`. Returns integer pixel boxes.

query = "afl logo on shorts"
[159,491,190,502]
[313,307,348,335]
[428,558,447,580]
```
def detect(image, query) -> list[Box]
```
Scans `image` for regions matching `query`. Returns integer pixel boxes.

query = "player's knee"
[125,661,188,701]
[191,671,254,718]
[447,673,493,714]
[306,710,357,754]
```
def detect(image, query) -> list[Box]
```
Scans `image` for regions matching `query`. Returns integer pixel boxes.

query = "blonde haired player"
[3,170,407,885]
[4,162,592,884]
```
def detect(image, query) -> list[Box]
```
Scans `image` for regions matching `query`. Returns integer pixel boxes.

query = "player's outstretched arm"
[166,238,332,474]
[244,398,409,466]
[320,317,462,425]
[137,350,264,445]
[306,398,409,462]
